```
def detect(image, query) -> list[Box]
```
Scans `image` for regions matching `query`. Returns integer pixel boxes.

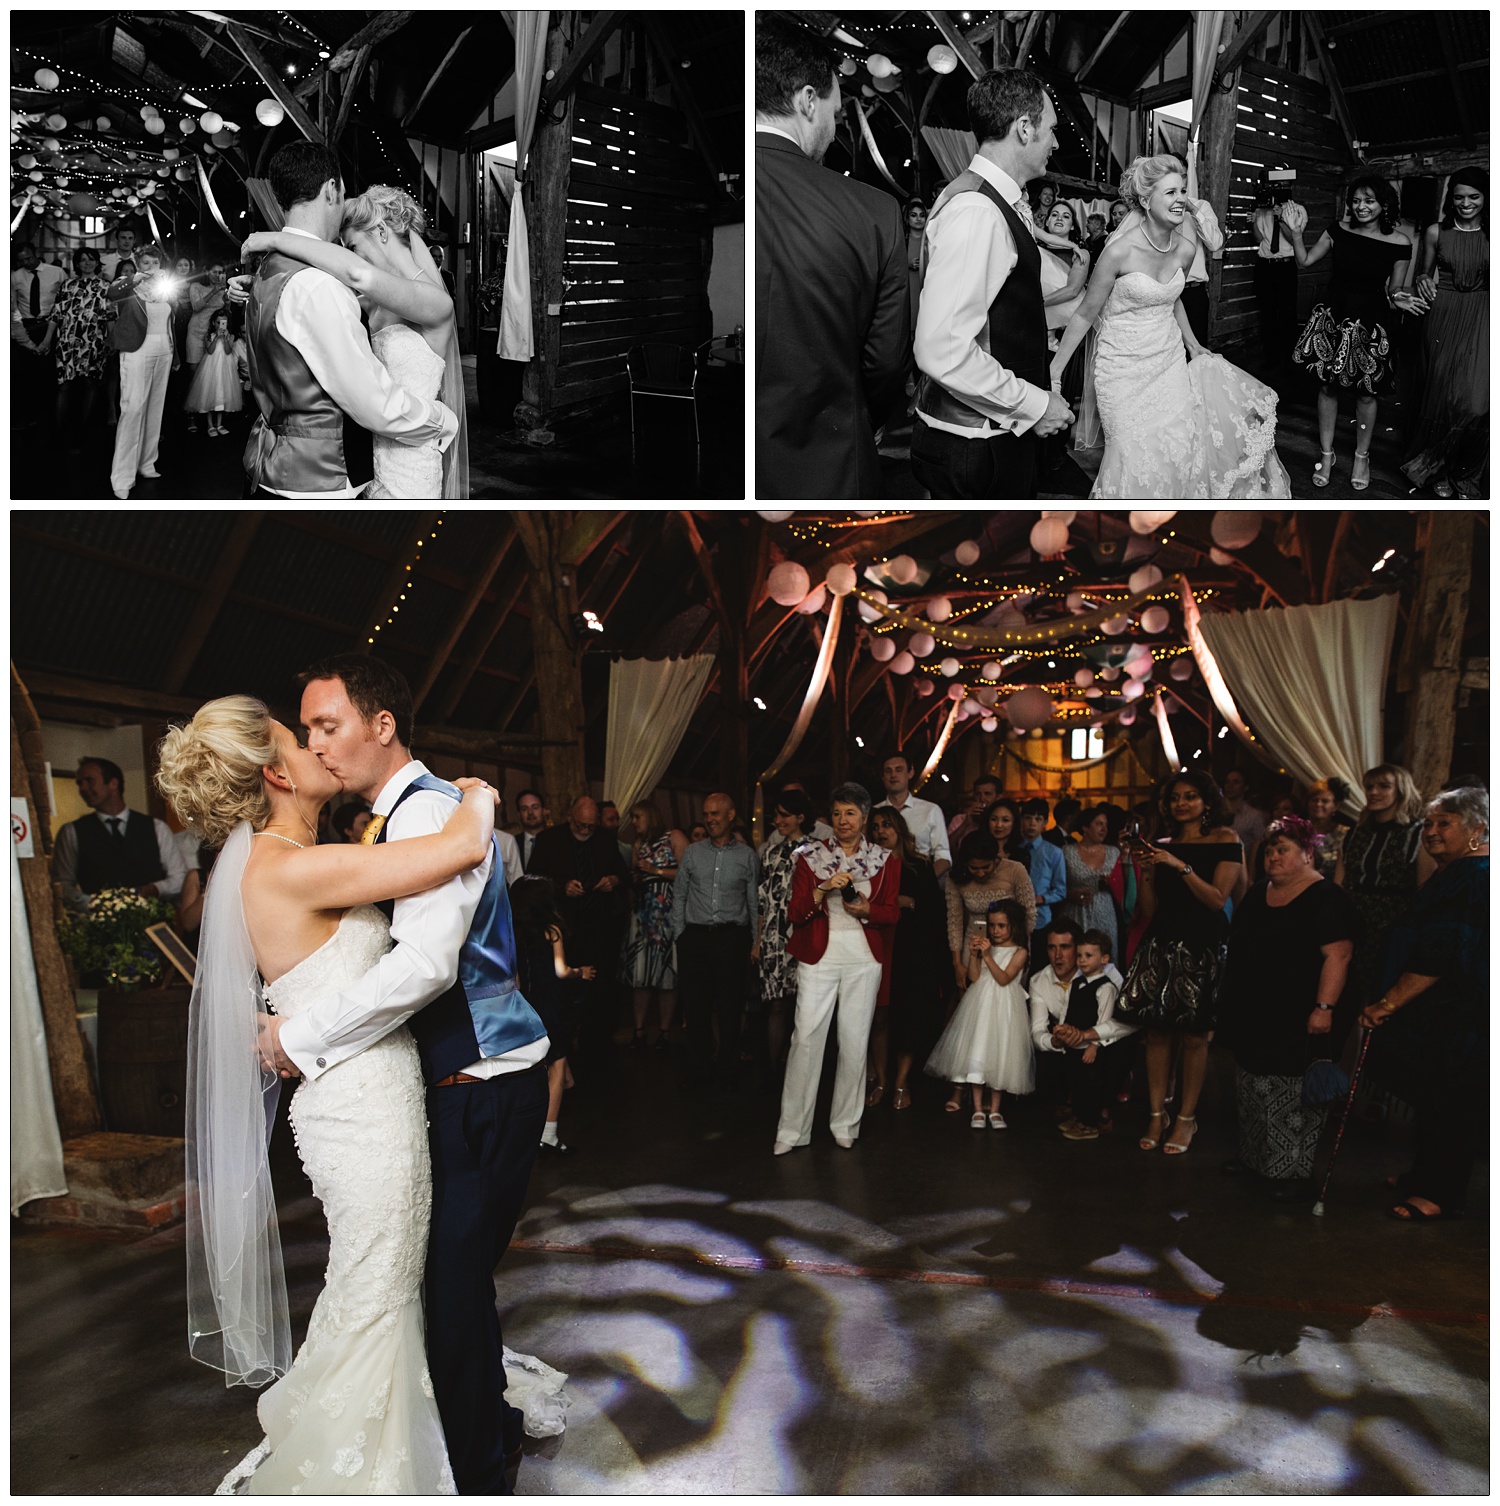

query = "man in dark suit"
[755,17,909,500]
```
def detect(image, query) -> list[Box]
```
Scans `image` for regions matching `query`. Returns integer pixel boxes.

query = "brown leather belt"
[432,1071,482,1087]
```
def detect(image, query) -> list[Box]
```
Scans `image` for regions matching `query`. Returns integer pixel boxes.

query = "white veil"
[410,232,469,499]
[184,821,291,1388]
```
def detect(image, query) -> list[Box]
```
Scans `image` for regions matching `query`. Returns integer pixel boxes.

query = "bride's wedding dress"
[368,323,446,501]
[220,904,454,1494]
[1091,267,1290,499]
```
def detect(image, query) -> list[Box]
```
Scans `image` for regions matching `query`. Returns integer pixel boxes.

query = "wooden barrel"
[96,987,193,1138]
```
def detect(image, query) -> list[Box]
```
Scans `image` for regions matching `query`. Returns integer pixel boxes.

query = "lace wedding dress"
[368,323,445,501]
[218,905,454,1495]
[1091,267,1290,500]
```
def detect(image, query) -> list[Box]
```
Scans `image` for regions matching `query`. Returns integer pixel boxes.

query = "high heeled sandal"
[1163,1113,1198,1155]
[1312,449,1335,487]
[866,1082,886,1108]
[1351,452,1371,491]
[892,1087,912,1110]
[1139,1110,1170,1151]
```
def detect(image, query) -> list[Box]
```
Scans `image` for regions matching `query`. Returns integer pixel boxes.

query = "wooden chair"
[625,340,712,445]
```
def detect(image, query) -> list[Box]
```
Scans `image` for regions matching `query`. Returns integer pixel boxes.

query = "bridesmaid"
[1402,169,1488,498]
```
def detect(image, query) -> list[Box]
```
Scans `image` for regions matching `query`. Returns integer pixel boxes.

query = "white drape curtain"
[12,841,66,1216]
[920,126,975,183]
[498,10,549,361]
[1196,595,1400,806]
[604,655,716,818]
[1187,11,1227,271]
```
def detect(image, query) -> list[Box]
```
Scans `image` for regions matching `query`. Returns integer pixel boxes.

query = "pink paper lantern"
[926,596,952,623]
[1169,658,1193,681]
[1098,665,1120,682]
[857,588,888,624]
[1030,516,1069,556]
[1128,564,1163,594]
[954,539,980,566]
[795,583,827,615]
[826,562,857,596]
[756,510,792,522]
[1074,667,1095,688]
[1119,707,1137,726]
[1211,510,1262,550]
[1140,605,1171,634]
[981,716,999,732]
[767,560,810,606]
[947,684,965,701]
[939,657,960,677]
[1121,678,1146,701]
[1129,510,1177,534]
[914,678,935,697]
[869,636,896,662]
[908,631,935,659]
[1005,686,1055,731]
[980,660,1001,681]
[1102,615,1130,636]
[890,650,915,675]
[886,553,918,584]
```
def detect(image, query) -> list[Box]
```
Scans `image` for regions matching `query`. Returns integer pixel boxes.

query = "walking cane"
[1311,1027,1373,1217]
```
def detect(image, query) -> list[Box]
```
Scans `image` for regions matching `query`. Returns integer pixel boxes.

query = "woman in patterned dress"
[1058,805,1121,955]
[1305,777,1355,881]
[53,247,111,439]
[756,788,811,1072]
[622,799,687,1051]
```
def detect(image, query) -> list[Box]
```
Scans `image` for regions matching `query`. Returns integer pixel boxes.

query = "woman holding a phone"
[1117,771,1245,1155]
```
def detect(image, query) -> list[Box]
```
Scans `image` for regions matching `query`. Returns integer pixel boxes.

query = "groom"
[911,68,1073,499]
[262,653,549,1496]
[242,141,456,499]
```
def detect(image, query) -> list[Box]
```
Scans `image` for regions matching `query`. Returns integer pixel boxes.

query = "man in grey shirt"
[671,790,759,1086]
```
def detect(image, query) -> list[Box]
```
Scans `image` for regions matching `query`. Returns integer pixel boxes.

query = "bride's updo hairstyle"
[342,184,427,246]
[1119,154,1185,217]
[156,695,280,847]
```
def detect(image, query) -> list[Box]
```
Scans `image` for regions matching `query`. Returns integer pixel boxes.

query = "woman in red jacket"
[774,783,902,1155]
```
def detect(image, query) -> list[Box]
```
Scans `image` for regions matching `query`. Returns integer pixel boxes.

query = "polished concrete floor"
[12,1039,1488,1494]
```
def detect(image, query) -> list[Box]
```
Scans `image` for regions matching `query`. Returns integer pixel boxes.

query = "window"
[1069,728,1105,761]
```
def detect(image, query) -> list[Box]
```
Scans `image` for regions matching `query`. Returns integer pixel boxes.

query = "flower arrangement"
[58,887,175,991]
[478,267,507,319]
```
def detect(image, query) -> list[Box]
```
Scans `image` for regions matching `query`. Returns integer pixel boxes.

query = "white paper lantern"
[947,684,965,701]
[1065,591,1086,612]
[1129,510,1177,534]
[17,153,37,169]
[1030,516,1069,556]
[963,697,984,716]
[756,510,792,522]
[886,553,918,584]
[767,560,810,606]
[175,165,193,181]
[1209,546,1235,566]
[954,539,980,566]
[939,656,960,677]
[857,587,889,623]
[213,130,236,148]
[796,583,827,615]
[199,110,223,135]
[156,166,170,177]
[126,194,140,206]
[140,104,159,121]
[927,43,958,74]
[55,176,68,188]
[1005,686,1055,730]
[1084,687,1102,699]
[980,660,1001,681]
[203,143,217,154]
[1211,510,1262,550]
[1041,509,1077,524]
[1121,678,1146,701]
[1102,615,1130,635]
[255,98,286,128]
[145,116,167,136]
[872,72,900,92]
[1128,564,1163,594]
[163,145,179,160]
[909,631,935,658]
[927,595,952,623]
[27,170,43,182]
[866,53,896,78]
[839,58,857,76]
[1074,667,1095,688]
[96,116,113,132]
[981,716,999,732]
[976,686,999,708]
[1119,707,1137,726]
[890,650,915,675]
[862,86,876,97]
[1140,605,1171,635]
[34,69,59,91]
[1098,665,1120,682]
[869,635,896,662]
[1169,658,1193,681]
[45,113,68,131]
[179,117,197,134]
[826,562,857,596]
[914,678,935,697]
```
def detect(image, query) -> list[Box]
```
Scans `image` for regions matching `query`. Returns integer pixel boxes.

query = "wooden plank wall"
[1214,56,1347,348]
[555,80,714,407]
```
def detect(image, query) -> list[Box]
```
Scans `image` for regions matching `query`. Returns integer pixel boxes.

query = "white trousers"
[111,337,173,492]
[776,930,882,1146]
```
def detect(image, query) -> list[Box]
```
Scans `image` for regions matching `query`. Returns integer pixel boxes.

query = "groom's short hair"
[968,69,1047,147]
[298,653,414,750]
[270,141,343,210]
[756,17,837,117]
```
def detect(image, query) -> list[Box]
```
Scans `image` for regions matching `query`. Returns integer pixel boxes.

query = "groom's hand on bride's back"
[257,1012,301,1079]
[1033,390,1075,438]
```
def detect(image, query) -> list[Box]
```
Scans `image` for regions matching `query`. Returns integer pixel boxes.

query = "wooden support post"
[1401,511,1474,798]
[1015,10,1043,66]
[401,28,471,130]
[332,44,374,145]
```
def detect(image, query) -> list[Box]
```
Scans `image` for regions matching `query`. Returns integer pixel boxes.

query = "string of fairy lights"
[367,516,446,645]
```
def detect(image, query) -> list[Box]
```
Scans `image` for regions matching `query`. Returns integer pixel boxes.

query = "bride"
[243,186,468,500]
[1050,155,1290,499]
[155,696,499,1493]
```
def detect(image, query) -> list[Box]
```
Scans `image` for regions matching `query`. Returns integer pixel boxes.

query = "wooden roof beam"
[1433,15,1476,150]
[400,26,472,130]
[1075,12,1131,88]
[410,527,516,714]
[159,514,264,694]
[542,11,623,113]
[1302,13,1362,162]
[329,12,413,72]
[226,22,324,144]
[430,572,531,724]
[924,11,989,79]
[1014,11,1045,68]
[1215,12,1276,79]
[642,16,724,179]
[332,44,374,144]
[354,512,441,651]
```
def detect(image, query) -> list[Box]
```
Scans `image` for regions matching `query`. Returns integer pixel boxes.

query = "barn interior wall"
[709,221,744,333]
[41,722,148,828]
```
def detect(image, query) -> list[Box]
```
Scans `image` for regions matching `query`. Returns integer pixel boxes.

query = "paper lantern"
[1127,655,1153,680]
[1042,509,1076,524]
[203,143,217,154]
[1208,546,1234,566]
[908,631,935,658]
[976,686,999,708]
[939,656,960,677]
[156,166,170,177]
[1098,665,1120,682]
[213,130,236,148]
[826,562,857,596]
[96,116,113,132]
[857,587,888,624]
[1101,614,1130,635]
[45,114,68,131]
[255,98,286,127]
[872,72,901,93]
[866,53,895,78]
[927,596,952,623]
[126,194,140,206]
[1169,658,1193,681]
[199,111,223,135]
[1141,605,1171,634]
[886,553,918,584]
[163,146,179,160]
[34,68,59,91]
[861,84,876,98]
[963,698,984,717]
[981,716,999,732]
[1129,510,1177,534]
[1128,564,1163,594]
[914,678,935,697]
[947,684,965,701]
[1211,510,1262,550]
[890,650,915,675]
[139,181,155,196]
[927,43,958,74]
[1030,516,1069,555]
[755,510,792,522]
[145,116,167,135]
[1074,668,1095,688]
[980,660,1001,681]
[27,170,43,182]
[1084,687,1102,699]
[140,104,159,121]
[55,176,68,188]
[179,117,196,134]
[869,636,896,662]
[954,539,980,566]
[839,58,857,76]
[17,154,37,169]
[767,560,810,606]
[1121,678,1146,701]
[65,191,97,215]
[175,165,193,180]
[1065,591,1086,613]
[30,203,42,213]
[1119,707,1137,726]
[796,583,827,615]
[1005,687,1055,731]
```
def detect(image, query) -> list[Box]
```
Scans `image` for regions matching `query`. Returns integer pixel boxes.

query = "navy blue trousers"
[424,1064,548,1494]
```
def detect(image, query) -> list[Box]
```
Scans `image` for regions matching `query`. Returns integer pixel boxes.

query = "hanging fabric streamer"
[196,154,237,242]
[853,101,905,198]
[915,697,963,791]
[1152,690,1182,769]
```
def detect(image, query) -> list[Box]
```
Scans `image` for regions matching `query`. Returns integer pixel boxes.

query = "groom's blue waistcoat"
[377,774,548,1084]
[243,250,351,495]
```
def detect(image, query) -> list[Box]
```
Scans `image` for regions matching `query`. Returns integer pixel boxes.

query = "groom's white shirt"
[914,154,1051,439]
[278,759,548,1081]
[259,228,459,500]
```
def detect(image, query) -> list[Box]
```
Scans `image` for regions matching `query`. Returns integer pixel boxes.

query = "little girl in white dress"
[926,900,1034,1128]
[184,310,243,436]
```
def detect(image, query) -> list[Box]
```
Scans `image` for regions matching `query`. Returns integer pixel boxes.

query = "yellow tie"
[360,814,385,844]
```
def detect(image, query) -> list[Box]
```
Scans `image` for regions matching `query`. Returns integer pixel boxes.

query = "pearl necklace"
[252,831,306,849]
[1141,221,1176,255]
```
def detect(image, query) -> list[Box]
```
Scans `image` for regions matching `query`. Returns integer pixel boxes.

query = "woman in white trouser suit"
[775,783,901,1154]
[107,244,179,498]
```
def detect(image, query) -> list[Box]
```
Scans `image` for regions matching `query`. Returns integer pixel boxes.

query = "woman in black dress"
[1118,771,1245,1155]
[1287,176,1420,491]
[1219,817,1356,1202]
